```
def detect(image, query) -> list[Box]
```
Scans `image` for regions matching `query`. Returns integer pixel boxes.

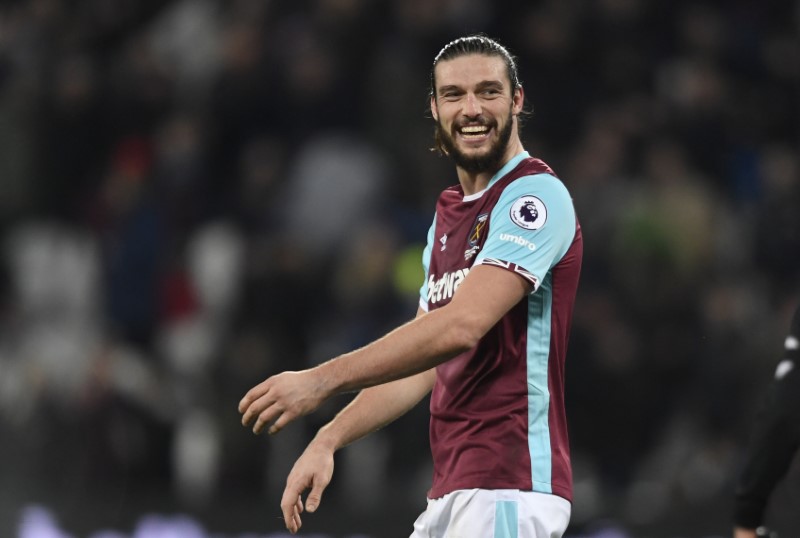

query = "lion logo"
[510,195,547,230]
[519,202,538,223]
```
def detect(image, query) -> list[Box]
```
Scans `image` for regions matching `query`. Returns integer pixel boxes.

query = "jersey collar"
[462,151,530,202]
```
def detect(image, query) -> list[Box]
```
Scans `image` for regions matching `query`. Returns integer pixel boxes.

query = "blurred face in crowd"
[431,53,523,174]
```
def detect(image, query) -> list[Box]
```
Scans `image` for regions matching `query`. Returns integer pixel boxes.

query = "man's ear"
[512,87,524,115]
[430,96,438,121]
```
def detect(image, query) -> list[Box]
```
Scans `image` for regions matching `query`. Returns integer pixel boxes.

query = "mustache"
[453,117,494,130]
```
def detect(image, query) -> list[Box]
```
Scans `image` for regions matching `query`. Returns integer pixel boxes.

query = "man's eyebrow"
[476,80,505,90]
[437,84,462,95]
[437,80,505,95]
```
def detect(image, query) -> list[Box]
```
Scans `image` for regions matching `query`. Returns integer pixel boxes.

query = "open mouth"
[457,124,492,141]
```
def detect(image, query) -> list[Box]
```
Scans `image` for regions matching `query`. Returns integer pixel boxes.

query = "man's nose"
[463,93,482,117]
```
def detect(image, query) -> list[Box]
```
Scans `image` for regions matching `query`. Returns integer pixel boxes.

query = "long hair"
[429,34,522,99]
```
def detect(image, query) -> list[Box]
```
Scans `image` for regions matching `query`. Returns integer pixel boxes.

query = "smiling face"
[431,53,524,175]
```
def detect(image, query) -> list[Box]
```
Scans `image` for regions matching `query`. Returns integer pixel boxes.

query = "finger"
[284,510,298,534]
[238,380,269,414]
[295,496,304,514]
[281,487,302,512]
[242,401,270,429]
[237,393,250,414]
[282,494,302,534]
[290,507,302,534]
[240,391,274,427]
[253,402,283,435]
[267,408,297,435]
[241,393,275,430]
[281,488,304,525]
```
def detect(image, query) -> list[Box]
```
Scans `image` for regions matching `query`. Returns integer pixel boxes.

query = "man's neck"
[457,141,526,196]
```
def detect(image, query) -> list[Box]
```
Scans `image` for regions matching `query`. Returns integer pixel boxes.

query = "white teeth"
[460,125,488,133]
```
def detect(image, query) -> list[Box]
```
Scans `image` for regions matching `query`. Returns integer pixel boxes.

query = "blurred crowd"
[0,0,798,536]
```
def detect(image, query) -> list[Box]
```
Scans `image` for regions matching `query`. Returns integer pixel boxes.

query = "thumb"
[305,479,328,513]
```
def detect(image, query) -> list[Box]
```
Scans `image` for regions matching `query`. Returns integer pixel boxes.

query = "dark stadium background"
[0,0,798,537]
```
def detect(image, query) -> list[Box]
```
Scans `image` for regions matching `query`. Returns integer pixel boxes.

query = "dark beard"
[436,115,514,174]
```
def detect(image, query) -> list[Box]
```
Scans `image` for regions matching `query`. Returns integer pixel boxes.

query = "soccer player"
[239,34,583,537]
[733,303,800,538]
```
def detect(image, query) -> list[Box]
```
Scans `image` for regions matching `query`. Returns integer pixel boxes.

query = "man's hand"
[734,527,758,538]
[281,441,335,534]
[239,369,330,435]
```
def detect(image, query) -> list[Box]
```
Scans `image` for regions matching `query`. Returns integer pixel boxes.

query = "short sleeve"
[475,173,576,291]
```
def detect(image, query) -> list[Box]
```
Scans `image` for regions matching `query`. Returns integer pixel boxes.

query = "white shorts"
[409,489,571,538]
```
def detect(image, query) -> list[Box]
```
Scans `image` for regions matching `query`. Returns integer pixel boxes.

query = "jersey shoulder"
[500,171,573,207]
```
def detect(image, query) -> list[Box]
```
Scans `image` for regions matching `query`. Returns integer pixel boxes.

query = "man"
[733,303,800,538]
[239,34,583,537]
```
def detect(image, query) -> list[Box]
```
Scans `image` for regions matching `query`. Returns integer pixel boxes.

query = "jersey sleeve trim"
[478,258,539,290]
[419,213,437,310]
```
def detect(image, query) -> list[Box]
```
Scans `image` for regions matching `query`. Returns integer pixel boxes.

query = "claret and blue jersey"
[419,151,583,503]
